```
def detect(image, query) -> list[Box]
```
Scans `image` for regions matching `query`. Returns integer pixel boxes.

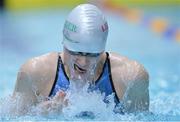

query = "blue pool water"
[0,7,180,121]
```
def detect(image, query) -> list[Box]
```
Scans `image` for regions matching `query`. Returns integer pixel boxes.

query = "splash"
[0,83,180,121]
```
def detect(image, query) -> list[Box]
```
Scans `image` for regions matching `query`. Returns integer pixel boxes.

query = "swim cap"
[63,4,108,53]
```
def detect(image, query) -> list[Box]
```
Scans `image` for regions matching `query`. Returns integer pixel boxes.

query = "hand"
[36,91,68,115]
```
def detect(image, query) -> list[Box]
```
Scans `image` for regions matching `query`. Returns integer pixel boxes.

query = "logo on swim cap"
[64,21,77,32]
[101,22,108,32]
[63,20,79,43]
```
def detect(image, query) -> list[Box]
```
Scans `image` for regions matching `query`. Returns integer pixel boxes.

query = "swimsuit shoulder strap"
[106,52,120,103]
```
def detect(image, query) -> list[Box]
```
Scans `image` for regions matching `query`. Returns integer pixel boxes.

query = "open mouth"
[74,64,87,73]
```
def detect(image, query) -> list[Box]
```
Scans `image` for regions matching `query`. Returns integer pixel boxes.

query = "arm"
[122,64,149,113]
[110,53,149,113]
[12,52,65,115]
[12,61,38,115]
[13,71,68,116]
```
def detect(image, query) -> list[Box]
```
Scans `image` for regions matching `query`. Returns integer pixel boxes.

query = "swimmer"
[13,4,149,115]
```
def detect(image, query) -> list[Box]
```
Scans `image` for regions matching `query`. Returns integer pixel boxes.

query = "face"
[63,47,102,84]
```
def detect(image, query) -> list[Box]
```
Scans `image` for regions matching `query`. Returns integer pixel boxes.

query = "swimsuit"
[48,52,124,113]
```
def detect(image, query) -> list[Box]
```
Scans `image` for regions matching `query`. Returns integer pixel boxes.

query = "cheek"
[87,59,99,69]
[67,54,76,62]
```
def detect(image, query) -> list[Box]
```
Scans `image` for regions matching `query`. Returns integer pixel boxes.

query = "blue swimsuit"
[49,52,120,104]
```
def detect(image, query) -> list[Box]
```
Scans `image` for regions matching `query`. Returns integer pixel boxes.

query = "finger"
[53,91,66,101]
[64,99,69,107]
[58,91,66,98]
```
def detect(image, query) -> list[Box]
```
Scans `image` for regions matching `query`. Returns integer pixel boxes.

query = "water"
[0,7,180,121]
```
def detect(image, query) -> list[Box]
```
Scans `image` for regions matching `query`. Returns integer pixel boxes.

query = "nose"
[76,56,89,67]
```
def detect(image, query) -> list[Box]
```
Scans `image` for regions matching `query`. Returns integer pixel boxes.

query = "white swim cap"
[63,4,108,53]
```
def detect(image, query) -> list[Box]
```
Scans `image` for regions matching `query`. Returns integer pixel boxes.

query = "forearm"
[9,92,36,116]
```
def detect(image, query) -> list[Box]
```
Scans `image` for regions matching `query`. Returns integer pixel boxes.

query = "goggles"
[65,48,101,57]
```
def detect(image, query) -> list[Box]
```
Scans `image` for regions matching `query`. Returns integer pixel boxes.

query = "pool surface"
[0,7,180,121]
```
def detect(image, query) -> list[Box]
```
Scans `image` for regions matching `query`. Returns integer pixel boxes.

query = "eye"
[66,48,100,57]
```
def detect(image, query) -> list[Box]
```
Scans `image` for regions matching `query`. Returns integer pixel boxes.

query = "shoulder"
[18,52,59,81]
[14,52,59,97]
[20,52,59,72]
[108,52,149,99]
